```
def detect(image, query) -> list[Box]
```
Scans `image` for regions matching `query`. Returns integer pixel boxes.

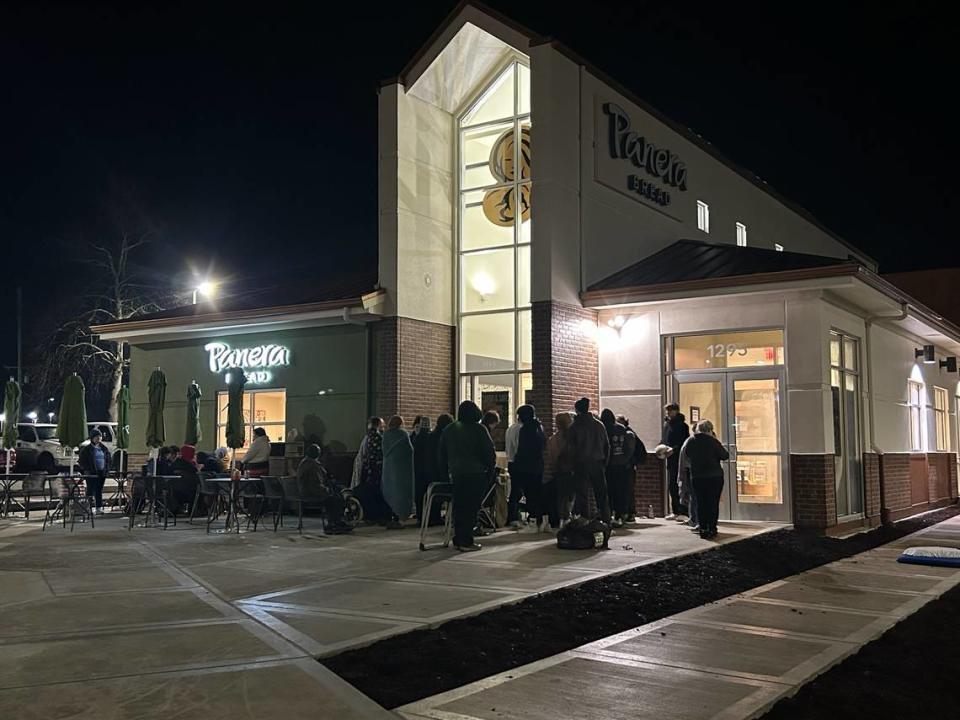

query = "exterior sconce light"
[940,356,958,373]
[915,345,936,364]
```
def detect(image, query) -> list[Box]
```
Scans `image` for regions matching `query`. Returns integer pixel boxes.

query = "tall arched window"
[457,60,531,440]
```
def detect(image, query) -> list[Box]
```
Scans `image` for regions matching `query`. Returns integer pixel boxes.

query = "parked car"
[80,422,122,469]
[14,424,75,472]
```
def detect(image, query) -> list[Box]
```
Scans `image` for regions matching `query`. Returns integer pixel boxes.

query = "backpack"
[557,517,611,550]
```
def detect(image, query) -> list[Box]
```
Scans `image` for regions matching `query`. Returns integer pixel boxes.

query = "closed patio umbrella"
[57,374,88,476]
[225,369,247,470]
[185,381,202,446]
[116,386,130,473]
[145,368,166,471]
[3,379,20,477]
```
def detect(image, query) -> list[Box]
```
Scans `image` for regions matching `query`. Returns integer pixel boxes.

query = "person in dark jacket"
[601,409,633,527]
[297,444,351,534]
[567,397,611,524]
[678,419,729,539]
[618,415,646,521]
[417,413,453,525]
[507,404,546,531]
[78,428,110,514]
[661,403,690,519]
[412,416,433,522]
[439,400,496,551]
[171,444,201,511]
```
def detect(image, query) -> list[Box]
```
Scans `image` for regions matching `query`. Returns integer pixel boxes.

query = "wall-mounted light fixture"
[939,356,958,373]
[915,345,936,364]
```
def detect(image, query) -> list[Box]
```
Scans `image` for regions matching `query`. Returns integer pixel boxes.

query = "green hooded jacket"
[439,400,496,478]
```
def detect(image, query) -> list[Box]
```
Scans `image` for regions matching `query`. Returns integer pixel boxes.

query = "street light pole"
[16,286,22,387]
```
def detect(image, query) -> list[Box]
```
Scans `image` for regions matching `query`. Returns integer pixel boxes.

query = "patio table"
[105,471,132,511]
[43,474,94,532]
[205,476,263,533]
[0,473,28,517]
[128,475,182,530]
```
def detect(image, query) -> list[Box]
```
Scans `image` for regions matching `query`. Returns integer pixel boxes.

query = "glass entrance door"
[675,371,788,522]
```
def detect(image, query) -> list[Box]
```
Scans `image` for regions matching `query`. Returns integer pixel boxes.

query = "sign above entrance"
[595,100,688,215]
[204,342,290,386]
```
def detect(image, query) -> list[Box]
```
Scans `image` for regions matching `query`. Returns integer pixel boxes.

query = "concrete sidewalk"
[398,514,960,720]
[0,510,777,719]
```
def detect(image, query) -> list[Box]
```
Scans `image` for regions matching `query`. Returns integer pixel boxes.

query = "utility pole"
[16,286,22,387]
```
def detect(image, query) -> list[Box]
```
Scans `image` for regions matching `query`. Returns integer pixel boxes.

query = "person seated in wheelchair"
[296,444,353,534]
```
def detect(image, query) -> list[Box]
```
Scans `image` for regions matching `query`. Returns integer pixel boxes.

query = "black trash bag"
[557,517,610,550]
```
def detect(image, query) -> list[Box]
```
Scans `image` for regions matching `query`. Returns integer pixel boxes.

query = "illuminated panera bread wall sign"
[204,342,291,385]
[597,101,688,213]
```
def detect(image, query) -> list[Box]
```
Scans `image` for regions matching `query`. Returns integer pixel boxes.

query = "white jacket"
[242,434,272,464]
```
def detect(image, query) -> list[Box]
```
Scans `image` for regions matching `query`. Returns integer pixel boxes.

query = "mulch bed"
[762,571,960,719]
[322,506,960,709]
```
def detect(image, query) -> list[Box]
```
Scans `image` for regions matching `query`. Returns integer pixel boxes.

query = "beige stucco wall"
[378,83,455,326]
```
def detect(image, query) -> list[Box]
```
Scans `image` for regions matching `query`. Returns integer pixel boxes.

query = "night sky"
[1,1,956,372]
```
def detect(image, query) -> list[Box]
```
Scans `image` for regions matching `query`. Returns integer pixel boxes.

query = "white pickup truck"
[15,424,75,472]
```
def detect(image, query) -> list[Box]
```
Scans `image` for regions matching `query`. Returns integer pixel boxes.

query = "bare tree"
[32,228,168,420]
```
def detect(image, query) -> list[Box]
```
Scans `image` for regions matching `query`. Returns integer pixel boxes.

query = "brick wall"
[635,456,665,516]
[862,452,881,524]
[879,453,912,515]
[790,454,836,530]
[373,316,455,425]
[528,300,599,436]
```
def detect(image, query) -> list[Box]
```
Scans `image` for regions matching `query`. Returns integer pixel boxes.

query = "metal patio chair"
[419,481,454,551]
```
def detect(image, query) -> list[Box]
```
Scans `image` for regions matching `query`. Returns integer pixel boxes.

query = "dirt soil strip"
[762,572,960,719]
[321,507,960,709]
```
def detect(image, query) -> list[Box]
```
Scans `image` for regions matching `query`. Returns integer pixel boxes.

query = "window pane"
[517,63,530,115]
[476,374,514,451]
[460,376,473,403]
[463,123,512,189]
[462,190,514,250]
[830,337,840,366]
[517,245,530,307]
[831,368,841,388]
[519,310,531,370]
[673,330,784,370]
[843,338,857,371]
[462,248,515,312]
[461,313,515,372]
[733,379,780,453]
[519,372,533,406]
[252,391,285,424]
[518,182,532,243]
[735,455,782,504]
[462,64,515,126]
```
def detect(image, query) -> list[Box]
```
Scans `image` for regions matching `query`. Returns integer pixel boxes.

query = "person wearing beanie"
[439,400,496,551]
[78,428,110,514]
[566,397,611,524]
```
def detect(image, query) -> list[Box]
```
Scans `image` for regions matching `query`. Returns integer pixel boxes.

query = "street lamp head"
[196,281,216,298]
[27,411,38,421]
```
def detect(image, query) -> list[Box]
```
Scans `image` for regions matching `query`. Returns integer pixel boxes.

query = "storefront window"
[458,59,531,414]
[934,386,949,451]
[908,380,924,451]
[831,332,862,517]
[216,389,286,450]
[673,330,784,370]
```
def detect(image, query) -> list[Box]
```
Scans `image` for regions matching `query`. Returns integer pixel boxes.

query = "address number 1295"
[707,343,748,358]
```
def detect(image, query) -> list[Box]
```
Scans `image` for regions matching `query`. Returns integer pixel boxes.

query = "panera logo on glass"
[600,102,688,208]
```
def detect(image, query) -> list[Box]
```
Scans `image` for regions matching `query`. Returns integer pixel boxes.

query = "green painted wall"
[128,325,370,454]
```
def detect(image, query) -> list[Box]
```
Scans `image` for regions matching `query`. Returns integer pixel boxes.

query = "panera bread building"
[94,2,960,533]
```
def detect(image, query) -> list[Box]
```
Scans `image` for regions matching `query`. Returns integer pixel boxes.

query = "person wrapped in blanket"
[297,444,352,534]
[351,417,390,522]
